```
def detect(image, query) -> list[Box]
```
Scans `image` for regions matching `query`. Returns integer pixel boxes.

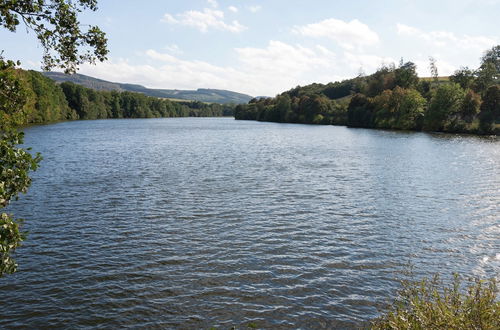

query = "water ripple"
[1,118,498,328]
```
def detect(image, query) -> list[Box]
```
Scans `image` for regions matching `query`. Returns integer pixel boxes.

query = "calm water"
[1,118,499,328]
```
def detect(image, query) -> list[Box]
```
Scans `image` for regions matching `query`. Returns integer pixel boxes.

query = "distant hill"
[42,72,253,104]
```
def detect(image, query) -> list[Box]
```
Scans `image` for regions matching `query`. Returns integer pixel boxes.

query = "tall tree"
[479,85,500,133]
[424,83,466,131]
[474,45,500,93]
[428,56,439,83]
[0,0,108,276]
[395,61,419,89]
[450,67,475,90]
[481,45,500,73]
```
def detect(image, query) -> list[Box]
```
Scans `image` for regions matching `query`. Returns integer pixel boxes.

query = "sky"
[1,0,499,97]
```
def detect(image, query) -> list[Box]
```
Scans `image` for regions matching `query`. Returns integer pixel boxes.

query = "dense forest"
[235,45,500,135]
[2,68,235,127]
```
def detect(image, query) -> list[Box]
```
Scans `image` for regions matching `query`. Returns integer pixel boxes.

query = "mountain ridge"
[41,71,253,104]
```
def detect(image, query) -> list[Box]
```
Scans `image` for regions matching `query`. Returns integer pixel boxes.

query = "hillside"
[2,69,234,125]
[42,72,253,104]
[234,45,500,135]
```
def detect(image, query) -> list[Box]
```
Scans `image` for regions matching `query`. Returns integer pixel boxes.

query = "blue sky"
[1,0,499,96]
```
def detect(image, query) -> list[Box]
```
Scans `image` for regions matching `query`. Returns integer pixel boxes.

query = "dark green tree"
[479,85,500,133]
[0,58,42,276]
[474,45,499,93]
[347,93,374,127]
[395,61,419,89]
[424,83,465,132]
[460,90,481,123]
[275,94,291,122]
[450,67,475,90]
[481,45,500,73]
[394,87,426,130]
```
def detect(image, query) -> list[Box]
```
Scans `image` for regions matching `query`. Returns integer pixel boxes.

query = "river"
[1,117,499,328]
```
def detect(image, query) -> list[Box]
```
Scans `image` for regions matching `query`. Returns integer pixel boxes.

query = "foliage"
[474,45,500,94]
[0,59,42,276]
[0,0,108,73]
[0,58,29,128]
[59,81,231,120]
[364,64,397,97]
[348,93,373,127]
[481,45,500,74]
[372,87,426,130]
[424,83,466,132]
[0,212,25,274]
[461,90,481,123]
[394,61,419,89]
[372,274,500,329]
[235,93,347,125]
[478,85,500,134]
[2,65,234,126]
[43,72,254,104]
[450,67,475,90]
[235,45,499,135]
[1,0,107,276]
[0,131,41,276]
[25,69,78,122]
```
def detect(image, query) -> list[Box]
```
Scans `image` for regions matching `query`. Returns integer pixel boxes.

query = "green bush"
[372,273,499,329]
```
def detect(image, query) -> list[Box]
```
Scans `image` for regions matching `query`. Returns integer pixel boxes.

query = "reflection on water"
[1,118,498,328]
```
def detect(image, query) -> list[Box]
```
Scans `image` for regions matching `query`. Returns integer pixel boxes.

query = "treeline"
[59,82,234,120]
[235,45,500,135]
[3,68,234,126]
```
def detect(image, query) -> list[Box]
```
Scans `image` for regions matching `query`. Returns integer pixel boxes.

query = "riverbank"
[235,116,500,136]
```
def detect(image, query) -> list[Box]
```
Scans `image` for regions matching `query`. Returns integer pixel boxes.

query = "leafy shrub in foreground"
[372,273,499,329]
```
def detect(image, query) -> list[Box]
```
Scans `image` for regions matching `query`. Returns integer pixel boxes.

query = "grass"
[420,76,450,82]
[372,273,499,329]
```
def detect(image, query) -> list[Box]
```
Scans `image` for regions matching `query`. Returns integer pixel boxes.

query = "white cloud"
[293,18,380,50]
[235,41,333,75]
[395,24,498,76]
[247,5,262,13]
[414,57,459,77]
[162,8,246,33]
[79,55,239,93]
[228,6,238,13]
[396,23,420,36]
[315,45,335,56]
[396,23,497,50]
[78,40,410,97]
[342,52,396,72]
[78,41,355,97]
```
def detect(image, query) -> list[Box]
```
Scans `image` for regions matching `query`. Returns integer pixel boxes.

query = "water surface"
[1,118,499,328]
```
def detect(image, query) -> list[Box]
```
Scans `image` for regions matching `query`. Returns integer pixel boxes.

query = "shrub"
[372,273,499,329]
